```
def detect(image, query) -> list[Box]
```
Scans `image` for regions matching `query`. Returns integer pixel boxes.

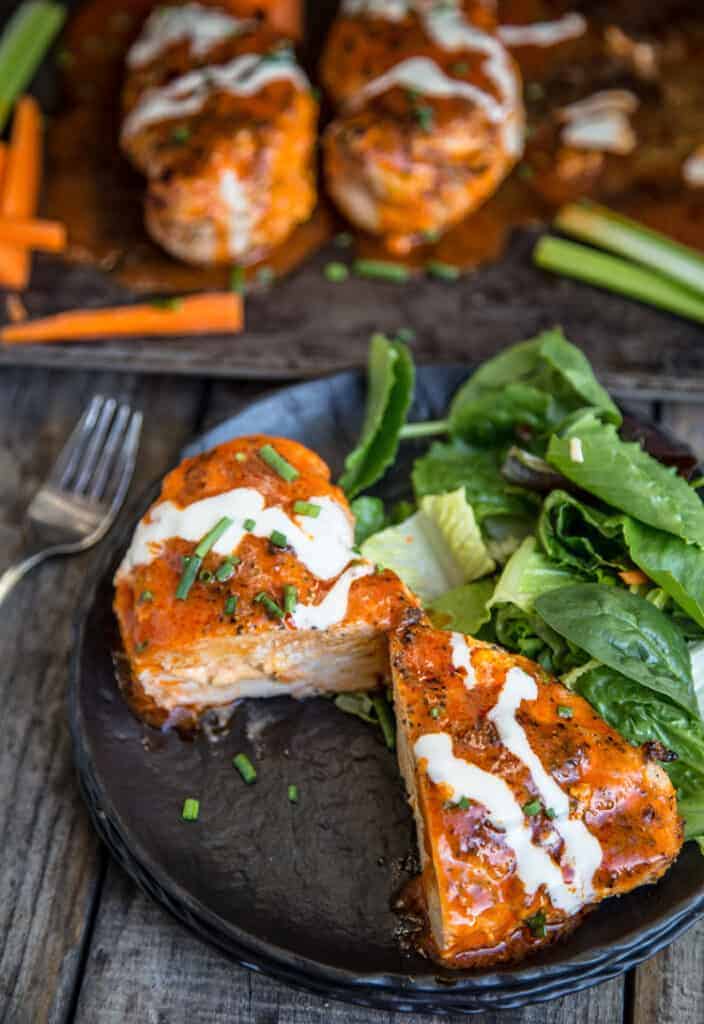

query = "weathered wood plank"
[73,861,624,1024]
[629,400,704,1024]
[0,368,206,1024]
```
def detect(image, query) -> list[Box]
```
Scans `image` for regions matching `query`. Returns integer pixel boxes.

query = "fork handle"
[0,550,49,608]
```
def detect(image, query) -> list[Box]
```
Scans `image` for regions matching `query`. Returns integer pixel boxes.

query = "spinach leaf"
[573,663,704,842]
[535,583,698,713]
[350,495,386,546]
[428,578,495,634]
[339,334,414,498]
[448,328,620,444]
[623,518,704,629]
[412,440,540,525]
[547,411,704,547]
[494,603,587,675]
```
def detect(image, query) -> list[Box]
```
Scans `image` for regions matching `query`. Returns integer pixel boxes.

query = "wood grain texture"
[73,862,625,1024]
[0,368,207,1024]
[3,233,704,401]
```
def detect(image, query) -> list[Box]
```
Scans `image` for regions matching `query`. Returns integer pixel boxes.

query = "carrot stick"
[619,569,649,586]
[0,292,244,344]
[0,142,7,194]
[0,216,65,251]
[0,95,42,289]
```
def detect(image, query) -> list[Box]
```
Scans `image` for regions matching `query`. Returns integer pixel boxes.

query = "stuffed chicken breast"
[121,3,318,265]
[391,622,683,967]
[114,435,418,727]
[321,0,524,253]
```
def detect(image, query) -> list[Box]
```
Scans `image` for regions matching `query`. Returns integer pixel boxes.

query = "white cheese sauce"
[414,732,583,912]
[487,666,602,906]
[127,3,255,68]
[122,53,308,140]
[497,13,586,48]
[290,563,374,630]
[219,169,252,258]
[118,489,355,581]
[450,632,476,689]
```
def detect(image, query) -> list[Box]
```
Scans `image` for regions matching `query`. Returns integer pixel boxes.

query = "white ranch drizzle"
[127,3,255,68]
[683,146,704,187]
[414,732,583,912]
[122,53,308,140]
[449,632,475,689]
[117,489,355,581]
[342,0,411,19]
[487,666,603,906]
[219,169,252,258]
[497,13,586,48]
[558,90,639,155]
[353,55,504,126]
[290,563,374,630]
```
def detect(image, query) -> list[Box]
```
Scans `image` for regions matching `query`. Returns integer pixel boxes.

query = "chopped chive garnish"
[243,517,256,531]
[454,796,470,810]
[557,705,573,719]
[526,910,547,937]
[546,807,557,820]
[293,500,321,518]
[335,231,353,248]
[413,103,434,131]
[523,799,541,817]
[288,784,299,803]
[176,554,202,600]
[199,569,213,582]
[230,266,246,294]
[427,260,460,281]
[224,594,238,617]
[451,60,469,74]
[182,797,199,821]
[170,125,190,144]
[372,693,396,750]
[270,529,288,548]
[195,516,233,558]
[233,753,257,784]
[135,639,149,653]
[353,259,410,283]
[257,266,274,287]
[215,556,239,582]
[430,706,441,719]
[518,163,535,181]
[325,261,349,282]
[283,585,298,613]
[138,589,153,603]
[259,444,299,481]
[150,296,183,310]
[254,592,285,619]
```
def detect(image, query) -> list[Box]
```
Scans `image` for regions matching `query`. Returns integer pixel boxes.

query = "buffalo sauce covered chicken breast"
[390,622,683,967]
[321,0,524,253]
[121,3,318,265]
[114,435,418,726]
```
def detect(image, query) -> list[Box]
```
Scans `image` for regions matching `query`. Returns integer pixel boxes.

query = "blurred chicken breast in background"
[121,3,318,266]
[114,435,419,728]
[321,0,524,254]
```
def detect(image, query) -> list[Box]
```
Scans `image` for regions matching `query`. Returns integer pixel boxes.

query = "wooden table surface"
[2,364,703,1024]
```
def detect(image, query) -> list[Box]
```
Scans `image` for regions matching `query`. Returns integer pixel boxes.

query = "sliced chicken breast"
[114,435,418,728]
[390,621,683,967]
[321,0,524,253]
[121,3,317,265]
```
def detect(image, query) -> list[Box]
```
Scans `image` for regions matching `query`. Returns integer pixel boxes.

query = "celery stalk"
[0,2,66,132]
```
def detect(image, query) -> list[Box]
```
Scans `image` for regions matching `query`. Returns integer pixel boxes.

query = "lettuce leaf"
[427,578,495,634]
[547,411,704,547]
[488,536,581,613]
[360,488,495,603]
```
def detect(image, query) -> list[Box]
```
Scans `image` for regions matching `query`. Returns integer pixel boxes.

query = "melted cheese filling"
[415,665,603,913]
[122,53,308,140]
[118,488,355,581]
[127,3,255,68]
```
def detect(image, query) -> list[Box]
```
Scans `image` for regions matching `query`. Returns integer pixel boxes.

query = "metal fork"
[0,395,142,607]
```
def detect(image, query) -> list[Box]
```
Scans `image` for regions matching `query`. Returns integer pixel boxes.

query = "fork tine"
[86,402,132,501]
[49,395,105,489]
[103,410,143,514]
[72,397,118,494]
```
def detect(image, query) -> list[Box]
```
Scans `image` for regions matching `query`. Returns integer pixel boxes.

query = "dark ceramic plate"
[69,366,704,1015]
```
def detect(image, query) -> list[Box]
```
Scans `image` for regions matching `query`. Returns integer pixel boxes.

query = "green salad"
[340,328,704,851]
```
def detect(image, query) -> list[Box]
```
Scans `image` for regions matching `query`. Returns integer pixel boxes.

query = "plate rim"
[69,364,704,1013]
